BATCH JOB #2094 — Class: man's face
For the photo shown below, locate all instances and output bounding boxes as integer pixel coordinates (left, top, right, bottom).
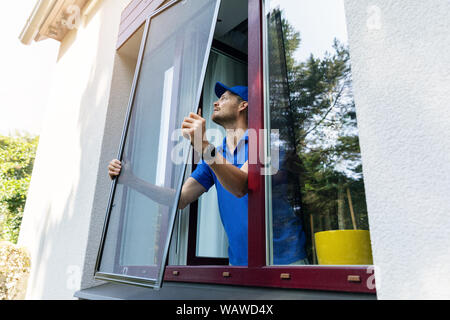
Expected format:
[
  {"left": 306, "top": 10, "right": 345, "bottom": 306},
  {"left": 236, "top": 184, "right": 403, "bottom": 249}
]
[{"left": 211, "top": 90, "right": 243, "bottom": 126}]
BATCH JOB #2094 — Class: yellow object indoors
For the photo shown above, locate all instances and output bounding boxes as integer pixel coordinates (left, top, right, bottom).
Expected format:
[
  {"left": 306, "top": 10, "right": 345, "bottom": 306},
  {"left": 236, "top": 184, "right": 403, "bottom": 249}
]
[{"left": 314, "top": 230, "right": 373, "bottom": 265}]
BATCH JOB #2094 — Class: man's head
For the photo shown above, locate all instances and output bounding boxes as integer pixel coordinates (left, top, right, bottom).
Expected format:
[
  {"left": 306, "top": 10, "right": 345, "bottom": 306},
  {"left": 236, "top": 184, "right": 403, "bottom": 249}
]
[{"left": 211, "top": 82, "right": 248, "bottom": 127}]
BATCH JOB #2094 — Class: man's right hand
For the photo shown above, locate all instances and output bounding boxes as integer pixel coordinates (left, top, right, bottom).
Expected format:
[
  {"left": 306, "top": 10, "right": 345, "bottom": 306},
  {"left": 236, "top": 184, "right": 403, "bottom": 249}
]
[{"left": 108, "top": 159, "right": 121, "bottom": 179}]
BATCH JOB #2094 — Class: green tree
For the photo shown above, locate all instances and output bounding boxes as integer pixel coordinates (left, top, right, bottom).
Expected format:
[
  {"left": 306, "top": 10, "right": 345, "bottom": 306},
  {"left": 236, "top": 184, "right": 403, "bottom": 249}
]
[
  {"left": 0, "top": 134, "right": 39, "bottom": 244},
  {"left": 295, "top": 41, "right": 366, "bottom": 231}
]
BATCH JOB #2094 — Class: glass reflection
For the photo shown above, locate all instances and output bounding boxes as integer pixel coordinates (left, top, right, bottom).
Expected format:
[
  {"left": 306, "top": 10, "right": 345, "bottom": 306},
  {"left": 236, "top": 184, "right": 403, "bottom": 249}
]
[{"left": 266, "top": 0, "right": 372, "bottom": 265}]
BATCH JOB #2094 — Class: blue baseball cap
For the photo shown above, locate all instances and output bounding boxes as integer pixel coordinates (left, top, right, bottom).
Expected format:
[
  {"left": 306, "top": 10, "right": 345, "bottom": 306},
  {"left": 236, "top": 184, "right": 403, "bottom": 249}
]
[{"left": 215, "top": 82, "right": 248, "bottom": 102}]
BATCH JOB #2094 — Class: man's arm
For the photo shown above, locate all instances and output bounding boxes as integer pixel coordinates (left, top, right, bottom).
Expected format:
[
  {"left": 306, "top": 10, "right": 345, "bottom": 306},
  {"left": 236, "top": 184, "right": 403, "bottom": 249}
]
[
  {"left": 178, "top": 177, "right": 207, "bottom": 209},
  {"left": 208, "top": 155, "right": 248, "bottom": 198},
  {"left": 108, "top": 159, "right": 206, "bottom": 210}
]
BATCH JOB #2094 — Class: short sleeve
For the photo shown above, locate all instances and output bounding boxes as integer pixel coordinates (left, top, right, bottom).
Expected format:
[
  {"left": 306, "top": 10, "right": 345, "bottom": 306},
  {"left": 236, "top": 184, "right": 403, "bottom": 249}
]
[{"left": 190, "top": 160, "right": 215, "bottom": 191}]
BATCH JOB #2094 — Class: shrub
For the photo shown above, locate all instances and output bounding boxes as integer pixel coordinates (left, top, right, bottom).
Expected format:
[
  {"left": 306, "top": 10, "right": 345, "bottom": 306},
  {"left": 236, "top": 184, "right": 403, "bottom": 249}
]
[
  {"left": 0, "top": 134, "right": 39, "bottom": 243},
  {"left": 0, "top": 241, "right": 31, "bottom": 300}
]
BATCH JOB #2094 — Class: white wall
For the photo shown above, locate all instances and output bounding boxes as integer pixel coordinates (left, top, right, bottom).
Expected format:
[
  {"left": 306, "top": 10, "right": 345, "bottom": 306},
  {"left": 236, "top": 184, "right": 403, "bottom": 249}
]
[
  {"left": 18, "top": 0, "right": 132, "bottom": 299},
  {"left": 344, "top": 0, "right": 450, "bottom": 299}
]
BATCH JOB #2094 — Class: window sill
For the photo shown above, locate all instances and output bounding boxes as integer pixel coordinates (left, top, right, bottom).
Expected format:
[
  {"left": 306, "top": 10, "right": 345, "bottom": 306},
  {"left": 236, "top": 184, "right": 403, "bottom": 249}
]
[{"left": 74, "top": 281, "right": 376, "bottom": 300}]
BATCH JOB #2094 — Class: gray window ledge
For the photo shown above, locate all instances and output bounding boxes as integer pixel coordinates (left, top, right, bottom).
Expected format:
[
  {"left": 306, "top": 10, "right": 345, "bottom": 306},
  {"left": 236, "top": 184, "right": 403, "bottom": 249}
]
[{"left": 74, "top": 282, "right": 376, "bottom": 300}]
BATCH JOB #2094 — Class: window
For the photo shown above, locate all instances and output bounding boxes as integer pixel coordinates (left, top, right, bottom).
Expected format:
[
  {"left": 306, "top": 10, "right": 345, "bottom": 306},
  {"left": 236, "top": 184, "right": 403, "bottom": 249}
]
[
  {"left": 192, "top": 44, "right": 248, "bottom": 264},
  {"left": 96, "top": 0, "right": 375, "bottom": 294},
  {"left": 94, "top": 0, "right": 222, "bottom": 289},
  {"left": 264, "top": 0, "right": 373, "bottom": 267},
  {"left": 164, "top": 0, "right": 375, "bottom": 293},
  {"left": 168, "top": 41, "right": 248, "bottom": 266}
]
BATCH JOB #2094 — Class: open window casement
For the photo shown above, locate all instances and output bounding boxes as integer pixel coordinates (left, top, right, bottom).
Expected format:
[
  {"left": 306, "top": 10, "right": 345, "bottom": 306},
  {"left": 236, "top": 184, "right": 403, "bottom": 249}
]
[{"left": 94, "top": 0, "right": 222, "bottom": 289}]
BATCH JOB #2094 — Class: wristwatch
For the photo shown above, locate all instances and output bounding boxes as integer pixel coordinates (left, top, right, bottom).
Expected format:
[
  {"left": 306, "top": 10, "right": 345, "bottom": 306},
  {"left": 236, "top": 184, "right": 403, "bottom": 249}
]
[{"left": 202, "top": 143, "right": 216, "bottom": 163}]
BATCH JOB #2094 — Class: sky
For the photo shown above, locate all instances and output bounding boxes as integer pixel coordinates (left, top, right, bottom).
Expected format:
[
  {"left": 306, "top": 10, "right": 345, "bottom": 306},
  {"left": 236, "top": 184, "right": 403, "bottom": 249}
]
[
  {"left": 269, "top": 0, "right": 349, "bottom": 62},
  {"left": 0, "top": 2, "right": 59, "bottom": 136}
]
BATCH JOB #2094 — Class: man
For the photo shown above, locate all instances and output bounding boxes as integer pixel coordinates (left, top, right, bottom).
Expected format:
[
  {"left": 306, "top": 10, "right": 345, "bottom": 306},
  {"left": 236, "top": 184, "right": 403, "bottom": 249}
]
[{"left": 108, "top": 82, "right": 306, "bottom": 266}]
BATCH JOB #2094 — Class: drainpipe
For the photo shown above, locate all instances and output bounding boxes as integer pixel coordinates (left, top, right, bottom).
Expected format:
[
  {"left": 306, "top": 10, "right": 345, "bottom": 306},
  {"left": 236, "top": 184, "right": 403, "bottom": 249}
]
[{"left": 19, "top": 0, "right": 57, "bottom": 45}]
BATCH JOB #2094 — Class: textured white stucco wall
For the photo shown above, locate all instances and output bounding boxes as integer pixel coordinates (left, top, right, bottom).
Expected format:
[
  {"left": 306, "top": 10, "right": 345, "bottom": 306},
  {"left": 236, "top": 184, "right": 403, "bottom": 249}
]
[
  {"left": 344, "top": 0, "right": 450, "bottom": 299},
  {"left": 18, "top": 0, "right": 131, "bottom": 299}
]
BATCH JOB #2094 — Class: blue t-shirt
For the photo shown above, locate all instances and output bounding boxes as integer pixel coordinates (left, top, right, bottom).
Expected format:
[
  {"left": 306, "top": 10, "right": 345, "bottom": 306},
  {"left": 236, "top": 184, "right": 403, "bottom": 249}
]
[{"left": 191, "top": 130, "right": 306, "bottom": 265}]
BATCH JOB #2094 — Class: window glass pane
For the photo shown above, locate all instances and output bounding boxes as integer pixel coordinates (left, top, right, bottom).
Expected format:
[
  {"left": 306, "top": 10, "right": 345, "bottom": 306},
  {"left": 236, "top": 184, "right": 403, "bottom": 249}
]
[
  {"left": 265, "top": 0, "right": 373, "bottom": 266},
  {"left": 96, "top": 0, "right": 220, "bottom": 287}
]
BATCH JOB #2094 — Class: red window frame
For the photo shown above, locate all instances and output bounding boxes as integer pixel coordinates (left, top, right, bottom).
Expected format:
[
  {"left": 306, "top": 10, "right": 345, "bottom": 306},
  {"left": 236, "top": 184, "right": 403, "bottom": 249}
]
[{"left": 163, "top": 0, "right": 376, "bottom": 294}]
